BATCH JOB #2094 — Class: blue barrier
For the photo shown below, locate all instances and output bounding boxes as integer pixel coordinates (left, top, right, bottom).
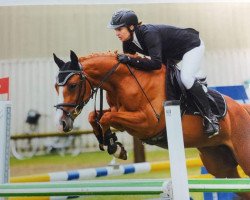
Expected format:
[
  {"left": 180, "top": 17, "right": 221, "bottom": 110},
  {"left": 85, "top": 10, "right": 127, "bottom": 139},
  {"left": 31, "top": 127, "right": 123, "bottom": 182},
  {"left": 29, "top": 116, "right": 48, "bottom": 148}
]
[{"left": 210, "top": 85, "right": 249, "bottom": 103}]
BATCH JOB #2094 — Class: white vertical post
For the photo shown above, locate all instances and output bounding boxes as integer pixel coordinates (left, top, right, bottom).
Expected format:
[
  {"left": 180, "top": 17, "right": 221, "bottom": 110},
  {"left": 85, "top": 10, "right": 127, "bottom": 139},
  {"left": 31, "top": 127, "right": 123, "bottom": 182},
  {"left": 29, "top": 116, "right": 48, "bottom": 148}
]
[
  {"left": 0, "top": 101, "right": 11, "bottom": 200},
  {"left": 164, "top": 100, "right": 189, "bottom": 200}
]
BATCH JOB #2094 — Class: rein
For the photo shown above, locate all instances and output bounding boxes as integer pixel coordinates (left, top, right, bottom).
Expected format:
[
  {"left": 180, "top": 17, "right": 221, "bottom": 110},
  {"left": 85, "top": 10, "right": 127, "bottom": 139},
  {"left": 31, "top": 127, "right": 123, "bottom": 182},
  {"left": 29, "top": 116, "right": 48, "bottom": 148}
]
[{"left": 126, "top": 64, "right": 160, "bottom": 122}]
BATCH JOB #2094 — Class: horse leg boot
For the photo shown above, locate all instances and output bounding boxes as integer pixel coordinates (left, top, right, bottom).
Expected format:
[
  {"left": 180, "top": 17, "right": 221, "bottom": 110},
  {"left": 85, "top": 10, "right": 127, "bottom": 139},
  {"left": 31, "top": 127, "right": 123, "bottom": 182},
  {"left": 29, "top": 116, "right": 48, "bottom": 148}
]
[
  {"left": 88, "top": 110, "right": 110, "bottom": 151},
  {"left": 188, "top": 81, "right": 219, "bottom": 138},
  {"left": 89, "top": 111, "right": 127, "bottom": 159},
  {"left": 98, "top": 110, "right": 149, "bottom": 160},
  {"left": 103, "top": 129, "right": 127, "bottom": 160}
]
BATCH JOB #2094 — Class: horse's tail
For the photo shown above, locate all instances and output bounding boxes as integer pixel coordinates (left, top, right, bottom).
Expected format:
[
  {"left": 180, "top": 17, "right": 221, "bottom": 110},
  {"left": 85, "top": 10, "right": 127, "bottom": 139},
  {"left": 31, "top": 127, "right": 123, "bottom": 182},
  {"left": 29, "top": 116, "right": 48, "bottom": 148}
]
[{"left": 242, "top": 104, "right": 250, "bottom": 115}]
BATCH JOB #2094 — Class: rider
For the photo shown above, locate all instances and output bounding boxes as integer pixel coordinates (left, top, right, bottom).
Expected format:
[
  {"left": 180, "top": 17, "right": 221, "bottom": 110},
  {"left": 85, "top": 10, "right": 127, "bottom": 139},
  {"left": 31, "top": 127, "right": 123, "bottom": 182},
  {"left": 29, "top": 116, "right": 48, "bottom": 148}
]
[{"left": 108, "top": 9, "right": 219, "bottom": 138}]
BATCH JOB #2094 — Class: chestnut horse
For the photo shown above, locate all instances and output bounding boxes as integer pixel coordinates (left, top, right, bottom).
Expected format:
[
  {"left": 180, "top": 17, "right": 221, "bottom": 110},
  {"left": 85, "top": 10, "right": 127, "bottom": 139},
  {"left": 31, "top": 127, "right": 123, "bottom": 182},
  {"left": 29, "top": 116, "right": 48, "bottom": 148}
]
[{"left": 54, "top": 51, "right": 250, "bottom": 199}]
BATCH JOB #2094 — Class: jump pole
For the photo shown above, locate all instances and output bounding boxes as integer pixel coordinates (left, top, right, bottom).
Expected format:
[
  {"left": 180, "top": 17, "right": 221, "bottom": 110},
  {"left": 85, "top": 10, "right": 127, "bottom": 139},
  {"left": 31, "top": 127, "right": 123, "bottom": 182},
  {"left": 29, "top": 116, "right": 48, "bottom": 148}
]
[
  {"left": 164, "top": 100, "right": 189, "bottom": 199},
  {"left": 0, "top": 101, "right": 11, "bottom": 200}
]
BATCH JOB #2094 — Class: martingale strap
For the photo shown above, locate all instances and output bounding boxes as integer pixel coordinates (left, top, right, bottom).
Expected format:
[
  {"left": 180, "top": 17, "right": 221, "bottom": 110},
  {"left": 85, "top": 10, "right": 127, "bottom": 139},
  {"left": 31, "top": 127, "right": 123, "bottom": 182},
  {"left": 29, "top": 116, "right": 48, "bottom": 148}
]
[
  {"left": 93, "top": 88, "right": 104, "bottom": 122},
  {"left": 91, "top": 62, "right": 121, "bottom": 147},
  {"left": 93, "top": 88, "right": 105, "bottom": 146},
  {"left": 93, "top": 62, "right": 121, "bottom": 116},
  {"left": 99, "top": 88, "right": 104, "bottom": 117},
  {"left": 93, "top": 63, "right": 121, "bottom": 145}
]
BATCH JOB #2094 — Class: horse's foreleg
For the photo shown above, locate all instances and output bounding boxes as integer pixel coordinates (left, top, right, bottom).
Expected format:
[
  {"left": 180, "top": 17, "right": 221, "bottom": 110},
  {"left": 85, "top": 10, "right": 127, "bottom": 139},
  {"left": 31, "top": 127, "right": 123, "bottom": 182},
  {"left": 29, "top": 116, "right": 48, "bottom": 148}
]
[
  {"left": 99, "top": 111, "right": 147, "bottom": 160},
  {"left": 99, "top": 110, "right": 148, "bottom": 130},
  {"left": 88, "top": 109, "right": 110, "bottom": 151}
]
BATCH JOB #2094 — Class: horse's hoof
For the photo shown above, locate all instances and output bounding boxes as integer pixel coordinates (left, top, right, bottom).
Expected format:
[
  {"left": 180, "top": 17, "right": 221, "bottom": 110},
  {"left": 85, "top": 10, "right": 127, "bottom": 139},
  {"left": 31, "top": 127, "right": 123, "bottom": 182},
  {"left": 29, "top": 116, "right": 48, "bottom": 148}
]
[
  {"left": 113, "top": 142, "right": 128, "bottom": 160},
  {"left": 116, "top": 142, "right": 127, "bottom": 160},
  {"left": 99, "top": 144, "right": 105, "bottom": 151},
  {"left": 118, "top": 149, "right": 127, "bottom": 160}
]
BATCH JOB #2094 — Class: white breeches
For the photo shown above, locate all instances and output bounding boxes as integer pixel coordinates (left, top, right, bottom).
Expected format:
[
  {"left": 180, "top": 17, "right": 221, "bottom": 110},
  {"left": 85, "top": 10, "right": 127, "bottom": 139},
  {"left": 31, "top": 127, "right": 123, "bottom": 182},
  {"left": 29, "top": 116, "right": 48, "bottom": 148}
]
[{"left": 179, "top": 39, "right": 206, "bottom": 89}]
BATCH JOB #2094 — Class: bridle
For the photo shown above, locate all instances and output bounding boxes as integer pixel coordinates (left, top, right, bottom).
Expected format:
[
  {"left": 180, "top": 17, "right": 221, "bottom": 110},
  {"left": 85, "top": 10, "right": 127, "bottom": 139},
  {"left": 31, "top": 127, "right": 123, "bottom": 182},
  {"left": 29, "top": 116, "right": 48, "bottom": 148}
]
[
  {"left": 55, "top": 69, "right": 94, "bottom": 120},
  {"left": 54, "top": 62, "right": 121, "bottom": 120}
]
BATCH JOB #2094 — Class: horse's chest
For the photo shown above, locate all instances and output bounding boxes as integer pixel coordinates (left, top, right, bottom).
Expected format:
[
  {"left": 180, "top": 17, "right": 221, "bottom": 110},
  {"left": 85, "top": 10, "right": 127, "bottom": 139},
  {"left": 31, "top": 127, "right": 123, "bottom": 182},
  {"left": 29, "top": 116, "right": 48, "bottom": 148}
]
[{"left": 107, "top": 92, "right": 141, "bottom": 112}]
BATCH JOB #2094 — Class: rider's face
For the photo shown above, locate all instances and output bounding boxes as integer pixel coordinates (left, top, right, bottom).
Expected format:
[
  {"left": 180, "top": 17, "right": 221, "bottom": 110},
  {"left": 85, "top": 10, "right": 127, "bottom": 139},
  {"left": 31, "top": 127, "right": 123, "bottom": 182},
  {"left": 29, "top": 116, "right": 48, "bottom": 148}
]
[{"left": 115, "top": 27, "right": 131, "bottom": 42}]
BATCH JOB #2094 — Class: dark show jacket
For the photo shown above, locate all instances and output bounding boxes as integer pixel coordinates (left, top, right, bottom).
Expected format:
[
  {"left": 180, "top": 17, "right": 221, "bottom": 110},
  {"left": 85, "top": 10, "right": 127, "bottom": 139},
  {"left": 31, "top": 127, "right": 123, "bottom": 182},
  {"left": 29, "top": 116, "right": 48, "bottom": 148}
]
[{"left": 123, "top": 24, "right": 201, "bottom": 71}]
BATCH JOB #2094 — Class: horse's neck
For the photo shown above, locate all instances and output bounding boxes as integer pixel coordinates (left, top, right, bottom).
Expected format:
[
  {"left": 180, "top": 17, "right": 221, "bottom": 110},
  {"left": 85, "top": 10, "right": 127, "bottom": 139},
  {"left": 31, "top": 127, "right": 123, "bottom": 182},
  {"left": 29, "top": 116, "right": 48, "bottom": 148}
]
[
  {"left": 82, "top": 57, "right": 122, "bottom": 91},
  {"left": 82, "top": 56, "right": 166, "bottom": 98}
]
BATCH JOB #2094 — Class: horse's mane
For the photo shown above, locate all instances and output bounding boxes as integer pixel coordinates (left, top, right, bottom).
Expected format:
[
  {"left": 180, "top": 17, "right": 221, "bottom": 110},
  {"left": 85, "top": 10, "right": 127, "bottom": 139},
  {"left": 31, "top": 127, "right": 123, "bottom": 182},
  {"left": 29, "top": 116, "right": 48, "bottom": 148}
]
[
  {"left": 79, "top": 51, "right": 118, "bottom": 62},
  {"left": 79, "top": 51, "right": 141, "bottom": 62}
]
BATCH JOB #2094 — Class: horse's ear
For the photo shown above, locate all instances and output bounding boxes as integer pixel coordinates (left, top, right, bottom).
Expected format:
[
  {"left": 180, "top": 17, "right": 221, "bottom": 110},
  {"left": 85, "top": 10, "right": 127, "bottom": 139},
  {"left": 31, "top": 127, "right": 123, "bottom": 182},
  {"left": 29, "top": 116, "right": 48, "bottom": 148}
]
[
  {"left": 53, "top": 53, "right": 65, "bottom": 69},
  {"left": 70, "top": 50, "right": 80, "bottom": 70}
]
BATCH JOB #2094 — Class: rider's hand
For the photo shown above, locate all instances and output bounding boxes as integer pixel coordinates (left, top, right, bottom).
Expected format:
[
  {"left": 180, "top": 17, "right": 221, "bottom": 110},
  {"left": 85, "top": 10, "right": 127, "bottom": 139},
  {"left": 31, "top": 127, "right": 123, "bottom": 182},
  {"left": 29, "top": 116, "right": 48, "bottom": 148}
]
[{"left": 117, "top": 54, "right": 131, "bottom": 64}]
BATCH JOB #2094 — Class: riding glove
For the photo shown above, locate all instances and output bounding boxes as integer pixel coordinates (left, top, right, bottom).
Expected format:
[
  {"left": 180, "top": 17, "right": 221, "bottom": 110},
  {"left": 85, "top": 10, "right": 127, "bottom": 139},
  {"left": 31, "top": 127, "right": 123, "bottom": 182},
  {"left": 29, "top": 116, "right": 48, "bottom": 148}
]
[
  {"left": 117, "top": 54, "right": 161, "bottom": 71},
  {"left": 117, "top": 54, "right": 131, "bottom": 64}
]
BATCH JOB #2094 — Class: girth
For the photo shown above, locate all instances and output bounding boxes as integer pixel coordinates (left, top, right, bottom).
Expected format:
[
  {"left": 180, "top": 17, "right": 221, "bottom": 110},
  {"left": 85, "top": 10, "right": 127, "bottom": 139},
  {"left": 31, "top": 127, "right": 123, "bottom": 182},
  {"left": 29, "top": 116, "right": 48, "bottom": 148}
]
[{"left": 141, "top": 129, "right": 168, "bottom": 149}]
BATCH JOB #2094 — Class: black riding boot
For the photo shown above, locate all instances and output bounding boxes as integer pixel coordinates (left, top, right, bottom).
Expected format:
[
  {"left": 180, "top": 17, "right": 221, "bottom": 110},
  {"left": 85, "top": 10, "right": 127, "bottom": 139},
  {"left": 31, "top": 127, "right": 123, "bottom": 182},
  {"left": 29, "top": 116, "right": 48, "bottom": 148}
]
[{"left": 188, "top": 81, "right": 219, "bottom": 138}]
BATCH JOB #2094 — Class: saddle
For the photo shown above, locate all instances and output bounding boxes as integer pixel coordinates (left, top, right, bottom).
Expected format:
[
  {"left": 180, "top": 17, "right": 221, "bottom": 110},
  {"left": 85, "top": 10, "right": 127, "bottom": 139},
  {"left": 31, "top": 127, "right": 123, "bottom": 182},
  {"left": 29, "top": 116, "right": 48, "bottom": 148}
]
[
  {"left": 141, "top": 63, "right": 227, "bottom": 148},
  {"left": 166, "top": 62, "right": 227, "bottom": 119}
]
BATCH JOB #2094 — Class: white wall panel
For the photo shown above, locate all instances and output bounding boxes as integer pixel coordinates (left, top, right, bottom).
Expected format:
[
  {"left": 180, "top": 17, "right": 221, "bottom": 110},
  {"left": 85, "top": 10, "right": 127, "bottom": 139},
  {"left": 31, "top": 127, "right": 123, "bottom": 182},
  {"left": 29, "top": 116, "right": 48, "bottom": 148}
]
[
  {"left": 1, "top": 3, "right": 250, "bottom": 59},
  {"left": 205, "top": 49, "right": 250, "bottom": 86}
]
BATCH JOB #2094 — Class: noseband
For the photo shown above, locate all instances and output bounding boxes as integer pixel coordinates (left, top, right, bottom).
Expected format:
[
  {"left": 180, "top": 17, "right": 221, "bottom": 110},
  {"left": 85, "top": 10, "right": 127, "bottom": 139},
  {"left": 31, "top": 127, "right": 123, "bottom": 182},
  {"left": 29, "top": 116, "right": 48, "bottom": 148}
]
[{"left": 55, "top": 62, "right": 121, "bottom": 120}]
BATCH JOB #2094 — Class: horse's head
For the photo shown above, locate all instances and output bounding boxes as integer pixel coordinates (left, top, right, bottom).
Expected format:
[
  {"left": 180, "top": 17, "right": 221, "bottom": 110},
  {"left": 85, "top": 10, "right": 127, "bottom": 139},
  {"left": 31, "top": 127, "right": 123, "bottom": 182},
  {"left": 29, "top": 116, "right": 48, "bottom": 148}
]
[{"left": 54, "top": 50, "right": 93, "bottom": 132}]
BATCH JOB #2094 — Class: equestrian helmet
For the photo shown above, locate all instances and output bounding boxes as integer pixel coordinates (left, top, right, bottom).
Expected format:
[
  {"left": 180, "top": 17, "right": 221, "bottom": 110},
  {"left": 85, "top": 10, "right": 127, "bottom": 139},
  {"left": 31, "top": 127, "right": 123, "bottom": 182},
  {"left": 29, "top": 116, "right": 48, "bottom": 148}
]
[{"left": 108, "top": 9, "right": 138, "bottom": 29}]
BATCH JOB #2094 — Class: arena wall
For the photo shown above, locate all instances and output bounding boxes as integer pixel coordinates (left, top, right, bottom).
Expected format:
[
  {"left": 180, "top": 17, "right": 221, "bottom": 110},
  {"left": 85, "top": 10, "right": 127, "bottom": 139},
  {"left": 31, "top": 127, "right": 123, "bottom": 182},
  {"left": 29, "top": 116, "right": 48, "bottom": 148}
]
[{"left": 0, "top": 3, "right": 249, "bottom": 133}]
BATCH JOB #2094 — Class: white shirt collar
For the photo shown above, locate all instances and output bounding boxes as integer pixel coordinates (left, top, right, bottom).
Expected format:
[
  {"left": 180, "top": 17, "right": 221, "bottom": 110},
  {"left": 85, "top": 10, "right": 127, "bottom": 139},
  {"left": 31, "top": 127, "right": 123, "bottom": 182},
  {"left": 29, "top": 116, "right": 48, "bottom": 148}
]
[{"left": 132, "top": 32, "right": 143, "bottom": 50}]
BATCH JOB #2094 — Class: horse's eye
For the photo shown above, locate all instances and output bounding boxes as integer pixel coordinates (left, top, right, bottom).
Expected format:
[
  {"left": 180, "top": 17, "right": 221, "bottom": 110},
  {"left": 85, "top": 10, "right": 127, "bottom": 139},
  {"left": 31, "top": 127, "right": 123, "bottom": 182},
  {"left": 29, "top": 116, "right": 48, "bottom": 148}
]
[{"left": 68, "top": 84, "right": 77, "bottom": 91}]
